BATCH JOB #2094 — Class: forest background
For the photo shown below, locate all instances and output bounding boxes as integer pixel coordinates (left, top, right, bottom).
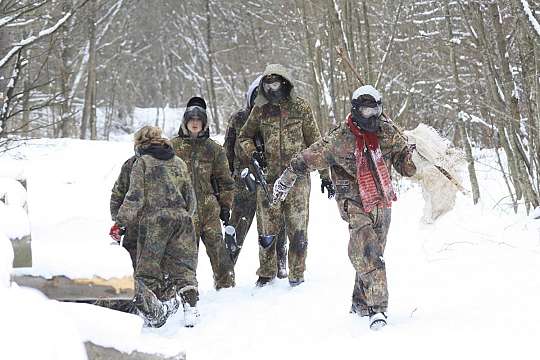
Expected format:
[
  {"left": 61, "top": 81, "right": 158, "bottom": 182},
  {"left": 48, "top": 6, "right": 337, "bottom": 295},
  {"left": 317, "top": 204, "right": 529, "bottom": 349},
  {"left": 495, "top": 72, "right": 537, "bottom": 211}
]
[{"left": 1, "top": 0, "right": 539, "bottom": 211}]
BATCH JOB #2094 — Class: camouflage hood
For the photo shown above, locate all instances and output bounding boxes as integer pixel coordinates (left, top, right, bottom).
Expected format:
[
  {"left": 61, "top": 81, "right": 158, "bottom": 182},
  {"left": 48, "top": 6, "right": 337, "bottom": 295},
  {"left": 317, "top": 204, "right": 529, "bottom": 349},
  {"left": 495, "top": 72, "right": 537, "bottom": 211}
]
[{"left": 255, "top": 64, "right": 296, "bottom": 106}]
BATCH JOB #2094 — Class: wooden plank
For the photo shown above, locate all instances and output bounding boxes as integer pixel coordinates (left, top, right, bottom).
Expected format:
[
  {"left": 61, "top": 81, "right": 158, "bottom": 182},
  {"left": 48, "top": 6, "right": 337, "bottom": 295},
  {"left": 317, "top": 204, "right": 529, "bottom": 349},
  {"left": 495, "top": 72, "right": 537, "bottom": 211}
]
[
  {"left": 11, "top": 234, "right": 32, "bottom": 267},
  {"left": 84, "top": 342, "right": 186, "bottom": 360},
  {"left": 12, "top": 274, "right": 134, "bottom": 301}
]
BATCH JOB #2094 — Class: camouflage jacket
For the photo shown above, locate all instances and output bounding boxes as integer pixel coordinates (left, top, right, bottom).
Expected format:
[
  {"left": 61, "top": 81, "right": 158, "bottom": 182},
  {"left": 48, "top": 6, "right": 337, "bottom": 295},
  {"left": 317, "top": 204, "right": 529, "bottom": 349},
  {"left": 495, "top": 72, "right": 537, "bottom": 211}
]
[
  {"left": 171, "top": 136, "right": 235, "bottom": 211},
  {"left": 238, "top": 64, "right": 329, "bottom": 184},
  {"left": 223, "top": 109, "right": 250, "bottom": 177},
  {"left": 289, "top": 117, "right": 416, "bottom": 207},
  {"left": 110, "top": 155, "right": 137, "bottom": 223},
  {"left": 116, "top": 149, "right": 196, "bottom": 226}
]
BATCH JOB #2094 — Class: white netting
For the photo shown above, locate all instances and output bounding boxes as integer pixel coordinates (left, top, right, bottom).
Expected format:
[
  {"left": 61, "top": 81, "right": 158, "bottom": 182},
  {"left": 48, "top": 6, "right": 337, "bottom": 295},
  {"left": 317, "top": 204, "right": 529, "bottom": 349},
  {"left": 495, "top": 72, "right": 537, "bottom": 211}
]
[{"left": 405, "top": 124, "right": 466, "bottom": 223}]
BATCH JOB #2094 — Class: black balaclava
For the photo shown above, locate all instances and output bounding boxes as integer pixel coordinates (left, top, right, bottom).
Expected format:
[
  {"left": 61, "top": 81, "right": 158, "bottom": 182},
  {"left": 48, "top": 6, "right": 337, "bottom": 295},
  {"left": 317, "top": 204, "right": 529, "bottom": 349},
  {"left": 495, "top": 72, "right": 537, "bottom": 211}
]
[
  {"left": 351, "top": 85, "right": 383, "bottom": 133},
  {"left": 261, "top": 74, "right": 291, "bottom": 104}
]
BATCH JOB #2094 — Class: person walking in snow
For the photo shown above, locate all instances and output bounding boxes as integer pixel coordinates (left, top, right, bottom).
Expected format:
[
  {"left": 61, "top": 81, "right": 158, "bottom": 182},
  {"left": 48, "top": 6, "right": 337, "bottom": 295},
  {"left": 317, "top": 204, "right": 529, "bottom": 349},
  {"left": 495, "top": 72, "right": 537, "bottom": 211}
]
[
  {"left": 237, "top": 64, "right": 334, "bottom": 287},
  {"left": 272, "top": 85, "right": 416, "bottom": 329},
  {"left": 223, "top": 75, "right": 288, "bottom": 275},
  {"left": 171, "top": 97, "right": 236, "bottom": 290},
  {"left": 116, "top": 126, "right": 199, "bottom": 328}
]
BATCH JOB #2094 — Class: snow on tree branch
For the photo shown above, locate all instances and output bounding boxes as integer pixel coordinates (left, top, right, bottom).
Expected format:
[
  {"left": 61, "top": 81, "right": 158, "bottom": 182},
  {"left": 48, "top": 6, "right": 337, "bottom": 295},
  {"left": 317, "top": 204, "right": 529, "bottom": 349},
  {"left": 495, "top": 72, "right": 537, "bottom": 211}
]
[
  {"left": 0, "top": 11, "right": 73, "bottom": 69},
  {"left": 520, "top": 0, "right": 540, "bottom": 38}
]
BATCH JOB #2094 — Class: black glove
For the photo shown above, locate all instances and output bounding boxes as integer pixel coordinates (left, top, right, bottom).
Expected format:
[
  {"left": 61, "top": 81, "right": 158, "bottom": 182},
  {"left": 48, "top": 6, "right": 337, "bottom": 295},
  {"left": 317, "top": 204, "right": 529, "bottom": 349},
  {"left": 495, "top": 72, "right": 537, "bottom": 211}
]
[
  {"left": 220, "top": 207, "right": 231, "bottom": 225},
  {"left": 321, "top": 178, "right": 336, "bottom": 199},
  {"left": 252, "top": 151, "right": 267, "bottom": 169}
]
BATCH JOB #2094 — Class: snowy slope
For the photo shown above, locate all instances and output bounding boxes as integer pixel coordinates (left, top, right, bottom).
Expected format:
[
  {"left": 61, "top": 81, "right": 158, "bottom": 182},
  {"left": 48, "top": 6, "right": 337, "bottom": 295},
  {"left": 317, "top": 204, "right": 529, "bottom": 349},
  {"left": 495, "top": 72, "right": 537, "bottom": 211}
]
[{"left": 1, "top": 139, "right": 539, "bottom": 359}]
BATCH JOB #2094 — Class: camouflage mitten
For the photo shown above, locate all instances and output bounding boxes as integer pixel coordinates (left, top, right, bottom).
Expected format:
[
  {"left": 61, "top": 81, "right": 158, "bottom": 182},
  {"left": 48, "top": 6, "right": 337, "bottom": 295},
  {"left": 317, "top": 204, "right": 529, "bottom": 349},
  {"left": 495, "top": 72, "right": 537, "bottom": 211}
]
[{"left": 272, "top": 166, "right": 297, "bottom": 203}]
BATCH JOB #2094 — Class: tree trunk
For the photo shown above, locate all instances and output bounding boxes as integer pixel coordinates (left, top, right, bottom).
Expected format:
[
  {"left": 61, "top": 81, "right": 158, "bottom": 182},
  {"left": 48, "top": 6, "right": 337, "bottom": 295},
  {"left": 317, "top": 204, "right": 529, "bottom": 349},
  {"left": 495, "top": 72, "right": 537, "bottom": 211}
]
[
  {"left": 81, "top": 0, "right": 98, "bottom": 140},
  {"left": 491, "top": 2, "right": 539, "bottom": 210},
  {"left": 205, "top": 0, "right": 220, "bottom": 133},
  {"left": 444, "top": 0, "right": 481, "bottom": 204},
  {"left": 60, "top": 0, "right": 75, "bottom": 138},
  {"left": 362, "top": 0, "right": 373, "bottom": 84}
]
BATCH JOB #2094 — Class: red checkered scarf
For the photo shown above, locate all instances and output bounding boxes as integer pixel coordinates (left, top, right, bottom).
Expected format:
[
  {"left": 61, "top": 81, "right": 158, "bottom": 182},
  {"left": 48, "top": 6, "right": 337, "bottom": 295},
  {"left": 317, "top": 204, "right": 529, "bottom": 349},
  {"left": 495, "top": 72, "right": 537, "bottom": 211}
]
[{"left": 346, "top": 114, "right": 397, "bottom": 212}]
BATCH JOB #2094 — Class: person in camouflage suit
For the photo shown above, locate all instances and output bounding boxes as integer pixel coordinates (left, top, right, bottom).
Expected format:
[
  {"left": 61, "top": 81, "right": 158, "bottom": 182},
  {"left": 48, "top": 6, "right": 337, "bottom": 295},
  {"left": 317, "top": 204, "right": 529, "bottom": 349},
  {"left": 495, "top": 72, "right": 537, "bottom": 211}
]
[
  {"left": 238, "top": 64, "right": 334, "bottom": 287},
  {"left": 171, "top": 97, "right": 236, "bottom": 290},
  {"left": 273, "top": 85, "right": 416, "bottom": 330},
  {"left": 116, "top": 126, "right": 199, "bottom": 328},
  {"left": 223, "top": 75, "right": 288, "bottom": 277}
]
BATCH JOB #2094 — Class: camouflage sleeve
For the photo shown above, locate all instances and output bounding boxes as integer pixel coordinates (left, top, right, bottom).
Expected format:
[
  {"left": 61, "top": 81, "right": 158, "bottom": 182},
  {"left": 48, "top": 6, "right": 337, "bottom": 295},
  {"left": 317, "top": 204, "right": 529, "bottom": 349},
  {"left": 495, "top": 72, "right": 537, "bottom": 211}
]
[
  {"left": 290, "top": 134, "right": 337, "bottom": 176},
  {"left": 301, "top": 101, "right": 331, "bottom": 180},
  {"left": 116, "top": 158, "right": 146, "bottom": 226},
  {"left": 237, "top": 106, "right": 260, "bottom": 163},
  {"left": 213, "top": 145, "right": 235, "bottom": 209},
  {"left": 110, "top": 157, "right": 134, "bottom": 222},
  {"left": 223, "top": 114, "right": 237, "bottom": 174},
  {"left": 385, "top": 121, "right": 417, "bottom": 177}
]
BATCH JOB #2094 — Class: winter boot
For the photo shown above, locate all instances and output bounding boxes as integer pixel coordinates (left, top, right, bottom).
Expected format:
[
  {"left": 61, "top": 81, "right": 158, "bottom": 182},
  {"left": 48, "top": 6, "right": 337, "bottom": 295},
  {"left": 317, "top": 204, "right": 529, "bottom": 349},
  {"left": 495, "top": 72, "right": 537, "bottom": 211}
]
[
  {"left": 255, "top": 276, "right": 273, "bottom": 287},
  {"left": 183, "top": 303, "right": 200, "bottom": 328},
  {"left": 369, "top": 312, "right": 387, "bottom": 330},
  {"left": 136, "top": 301, "right": 168, "bottom": 328},
  {"left": 162, "top": 296, "right": 180, "bottom": 318},
  {"left": 178, "top": 286, "right": 199, "bottom": 328},
  {"left": 133, "top": 281, "right": 168, "bottom": 328},
  {"left": 288, "top": 278, "right": 304, "bottom": 287}
]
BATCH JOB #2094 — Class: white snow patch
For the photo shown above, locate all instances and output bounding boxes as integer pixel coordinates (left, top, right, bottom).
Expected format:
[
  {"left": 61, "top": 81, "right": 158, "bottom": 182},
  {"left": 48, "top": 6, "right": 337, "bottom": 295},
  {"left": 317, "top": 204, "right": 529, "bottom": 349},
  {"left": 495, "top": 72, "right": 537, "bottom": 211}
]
[
  {"left": 0, "top": 202, "right": 29, "bottom": 239},
  {"left": 1, "top": 137, "right": 539, "bottom": 359},
  {"left": 0, "top": 232, "right": 13, "bottom": 287},
  {"left": 0, "top": 286, "right": 87, "bottom": 360},
  {"left": 0, "top": 177, "right": 27, "bottom": 208}
]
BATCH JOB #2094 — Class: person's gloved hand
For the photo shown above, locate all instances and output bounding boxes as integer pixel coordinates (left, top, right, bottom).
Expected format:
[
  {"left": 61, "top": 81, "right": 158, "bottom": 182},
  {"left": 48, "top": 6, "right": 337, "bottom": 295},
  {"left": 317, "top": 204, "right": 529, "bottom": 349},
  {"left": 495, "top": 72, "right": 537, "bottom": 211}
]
[
  {"left": 272, "top": 167, "right": 298, "bottom": 204},
  {"left": 220, "top": 207, "right": 231, "bottom": 224},
  {"left": 251, "top": 151, "right": 267, "bottom": 169},
  {"left": 320, "top": 178, "right": 336, "bottom": 199},
  {"left": 109, "top": 223, "right": 126, "bottom": 242}
]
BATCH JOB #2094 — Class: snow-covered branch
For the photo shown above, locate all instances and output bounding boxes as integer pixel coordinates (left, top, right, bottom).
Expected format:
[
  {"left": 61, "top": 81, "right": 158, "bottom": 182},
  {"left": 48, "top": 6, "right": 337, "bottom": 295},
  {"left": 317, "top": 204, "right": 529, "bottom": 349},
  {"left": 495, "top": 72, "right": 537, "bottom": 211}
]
[{"left": 0, "top": 11, "right": 73, "bottom": 69}]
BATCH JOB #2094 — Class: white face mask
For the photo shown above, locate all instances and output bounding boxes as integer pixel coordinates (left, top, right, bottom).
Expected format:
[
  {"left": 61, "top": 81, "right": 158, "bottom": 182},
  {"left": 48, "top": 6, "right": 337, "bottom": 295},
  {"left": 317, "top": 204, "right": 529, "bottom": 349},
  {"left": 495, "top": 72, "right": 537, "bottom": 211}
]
[{"left": 263, "top": 81, "right": 281, "bottom": 92}]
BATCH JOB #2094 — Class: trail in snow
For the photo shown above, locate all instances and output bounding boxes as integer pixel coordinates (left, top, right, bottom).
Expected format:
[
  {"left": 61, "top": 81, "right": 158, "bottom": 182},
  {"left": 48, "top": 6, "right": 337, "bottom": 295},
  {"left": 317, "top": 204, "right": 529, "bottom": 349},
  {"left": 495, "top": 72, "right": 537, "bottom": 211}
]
[{"left": 1, "top": 139, "right": 540, "bottom": 360}]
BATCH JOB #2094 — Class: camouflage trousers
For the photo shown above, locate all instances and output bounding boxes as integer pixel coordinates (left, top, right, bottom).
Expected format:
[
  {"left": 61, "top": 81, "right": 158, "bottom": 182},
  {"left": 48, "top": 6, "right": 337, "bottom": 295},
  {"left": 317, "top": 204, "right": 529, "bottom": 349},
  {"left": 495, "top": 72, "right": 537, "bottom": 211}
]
[
  {"left": 343, "top": 200, "right": 392, "bottom": 316},
  {"left": 256, "top": 177, "right": 310, "bottom": 282},
  {"left": 229, "top": 178, "right": 287, "bottom": 266},
  {"left": 194, "top": 198, "right": 235, "bottom": 289},
  {"left": 135, "top": 211, "right": 198, "bottom": 302},
  {"left": 96, "top": 212, "right": 198, "bottom": 316}
]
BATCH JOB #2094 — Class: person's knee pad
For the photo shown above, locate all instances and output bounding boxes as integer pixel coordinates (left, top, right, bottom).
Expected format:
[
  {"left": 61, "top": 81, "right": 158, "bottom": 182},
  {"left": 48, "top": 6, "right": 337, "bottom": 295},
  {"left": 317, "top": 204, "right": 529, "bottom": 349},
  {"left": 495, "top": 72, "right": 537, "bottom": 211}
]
[{"left": 258, "top": 235, "right": 275, "bottom": 249}]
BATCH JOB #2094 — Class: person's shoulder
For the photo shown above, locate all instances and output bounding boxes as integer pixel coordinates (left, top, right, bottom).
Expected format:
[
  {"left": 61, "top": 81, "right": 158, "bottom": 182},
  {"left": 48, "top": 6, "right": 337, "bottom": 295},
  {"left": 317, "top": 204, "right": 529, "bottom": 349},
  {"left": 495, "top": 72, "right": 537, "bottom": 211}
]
[
  {"left": 207, "top": 138, "right": 226, "bottom": 152},
  {"left": 122, "top": 155, "right": 138, "bottom": 168},
  {"left": 291, "top": 96, "right": 312, "bottom": 112}
]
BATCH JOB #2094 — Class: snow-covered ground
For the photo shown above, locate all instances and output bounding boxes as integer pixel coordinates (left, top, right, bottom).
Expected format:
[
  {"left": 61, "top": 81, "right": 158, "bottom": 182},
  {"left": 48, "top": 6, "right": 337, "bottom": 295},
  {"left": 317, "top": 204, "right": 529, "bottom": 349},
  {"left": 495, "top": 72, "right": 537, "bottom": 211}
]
[{"left": 1, "top": 137, "right": 539, "bottom": 359}]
